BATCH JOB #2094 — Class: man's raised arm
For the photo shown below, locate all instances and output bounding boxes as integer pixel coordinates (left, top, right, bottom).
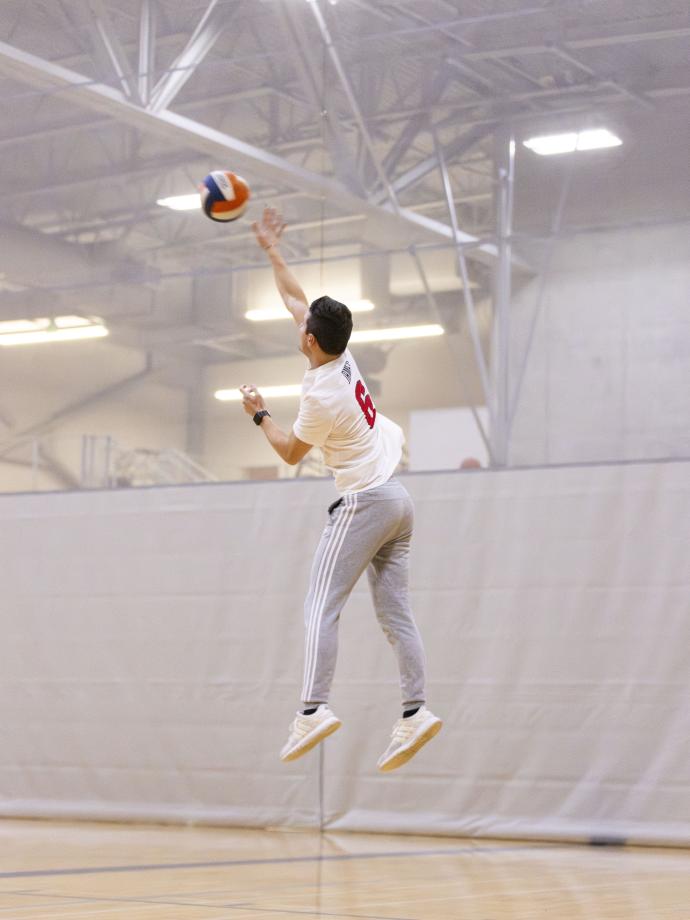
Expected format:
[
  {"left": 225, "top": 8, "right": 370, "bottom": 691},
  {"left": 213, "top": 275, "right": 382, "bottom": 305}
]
[{"left": 252, "top": 206, "right": 308, "bottom": 326}]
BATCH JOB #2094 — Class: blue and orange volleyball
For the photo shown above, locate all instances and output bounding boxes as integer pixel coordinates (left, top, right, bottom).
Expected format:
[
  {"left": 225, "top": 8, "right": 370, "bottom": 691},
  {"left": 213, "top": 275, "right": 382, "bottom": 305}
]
[{"left": 199, "top": 170, "right": 251, "bottom": 222}]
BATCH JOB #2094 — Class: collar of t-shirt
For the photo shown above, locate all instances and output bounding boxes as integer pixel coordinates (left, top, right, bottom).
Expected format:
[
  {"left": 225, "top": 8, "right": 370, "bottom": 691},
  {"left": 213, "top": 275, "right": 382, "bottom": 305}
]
[{"left": 303, "top": 350, "right": 348, "bottom": 382}]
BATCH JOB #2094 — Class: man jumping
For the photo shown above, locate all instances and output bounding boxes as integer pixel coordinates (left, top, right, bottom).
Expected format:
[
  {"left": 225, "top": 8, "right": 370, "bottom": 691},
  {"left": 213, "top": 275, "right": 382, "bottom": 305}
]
[{"left": 240, "top": 207, "right": 441, "bottom": 772}]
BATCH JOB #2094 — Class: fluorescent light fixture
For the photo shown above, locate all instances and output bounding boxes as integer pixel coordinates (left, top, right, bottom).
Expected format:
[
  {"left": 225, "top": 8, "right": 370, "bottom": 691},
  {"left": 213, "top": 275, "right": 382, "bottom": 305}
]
[
  {"left": 215, "top": 384, "right": 303, "bottom": 402},
  {"left": 575, "top": 128, "right": 623, "bottom": 151},
  {"left": 215, "top": 323, "right": 444, "bottom": 400},
  {"left": 245, "top": 299, "right": 375, "bottom": 322},
  {"left": 157, "top": 193, "right": 201, "bottom": 211},
  {"left": 524, "top": 132, "right": 578, "bottom": 155},
  {"left": 0, "top": 318, "right": 51, "bottom": 335},
  {"left": 53, "top": 315, "right": 93, "bottom": 328},
  {"left": 245, "top": 307, "right": 290, "bottom": 322},
  {"left": 524, "top": 128, "right": 622, "bottom": 156},
  {"left": 350, "top": 323, "right": 444, "bottom": 344},
  {"left": 0, "top": 316, "right": 108, "bottom": 347}
]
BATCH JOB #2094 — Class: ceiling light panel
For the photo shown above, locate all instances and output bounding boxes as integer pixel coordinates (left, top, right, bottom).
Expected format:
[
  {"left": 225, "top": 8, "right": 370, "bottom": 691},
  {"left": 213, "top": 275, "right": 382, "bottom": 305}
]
[{"left": 524, "top": 128, "right": 622, "bottom": 156}]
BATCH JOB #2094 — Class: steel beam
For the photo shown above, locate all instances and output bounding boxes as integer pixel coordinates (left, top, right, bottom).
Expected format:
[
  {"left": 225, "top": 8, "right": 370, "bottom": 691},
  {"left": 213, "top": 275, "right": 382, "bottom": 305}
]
[
  {"left": 306, "top": 0, "right": 398, "bottom": 207},
  {"left": 508, "top": 163, "right": 574, "bottom": 437},
  {"left": 305, "top": 4, "right": 499, "bottom": 259},
  {"left": 4, "top": 77, "right": 685, "bottom": 155},
  {"left": 0, "top": 38, "right": 498, "bottom": 259},
  {"left": 86, "top": 0, "right": 139, "bottom": 102},
  {"left": 374, "top": 123, "right": 495, "bottom": 204},
  {"left": 1, "top": 152, "right": 203, "bottom": 202},
  {"left": 148, "top": 0, "right": 225, "bottom": 113},
  {"left": 138, "top": 0, "right": 157, "bottom": 106},
  {"left": 381, "top": 70, "right": 450, "bottom": 180},
  {"left": 434, "top": 131, "right": 492, "bottom": 413},
  {"left": 552, "top": 45, "right": 654, "bottom": 111},
  {"left": 489, "top": 128, "right": 516, "bottom": 467},
  {"left": 445, "top": 28, "right": 690, "bottom": 64},
  {"left": 0, "top": 86, "right": 313, "bottom": 154},
  {"left": 278, "top": 0, "right": 364, "bottom": 195},
  {"left": 445, "top": 56, "right": 495, "bottom": 95}
]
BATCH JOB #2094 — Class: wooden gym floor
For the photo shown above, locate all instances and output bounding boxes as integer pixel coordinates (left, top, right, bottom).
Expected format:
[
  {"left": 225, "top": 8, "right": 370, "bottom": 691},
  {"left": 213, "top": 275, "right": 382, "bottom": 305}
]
[{"left": 0, "top": 819, "right": 688, "bottom": 919}]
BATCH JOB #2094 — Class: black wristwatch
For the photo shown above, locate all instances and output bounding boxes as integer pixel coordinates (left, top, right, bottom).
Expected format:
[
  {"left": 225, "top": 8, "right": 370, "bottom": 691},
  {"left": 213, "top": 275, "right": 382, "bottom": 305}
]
[{"left": 253, "top": 409, "right": 270, "bottom": 426}]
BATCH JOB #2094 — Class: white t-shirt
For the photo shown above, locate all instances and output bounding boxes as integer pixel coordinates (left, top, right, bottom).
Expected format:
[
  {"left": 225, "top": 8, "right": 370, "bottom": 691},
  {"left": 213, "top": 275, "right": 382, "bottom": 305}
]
[{"left": 293, "top": 348, "right": 404, "bottom": 494}]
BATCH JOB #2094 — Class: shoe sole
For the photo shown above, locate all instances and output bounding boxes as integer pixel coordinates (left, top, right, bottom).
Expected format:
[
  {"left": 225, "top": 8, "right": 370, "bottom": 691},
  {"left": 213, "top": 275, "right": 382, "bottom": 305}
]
[
  {"left": 280, "top": 718, "right": 342, "bottom": 762},
  {"left": 377, "top": 719, "right": 443, "bottom": 772}
]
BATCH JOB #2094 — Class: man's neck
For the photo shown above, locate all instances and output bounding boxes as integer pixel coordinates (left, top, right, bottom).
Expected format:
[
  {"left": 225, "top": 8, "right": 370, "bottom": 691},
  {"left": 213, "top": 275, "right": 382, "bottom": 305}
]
[{"left": 308, "top": 351, "right": 341, "bottom": 370}]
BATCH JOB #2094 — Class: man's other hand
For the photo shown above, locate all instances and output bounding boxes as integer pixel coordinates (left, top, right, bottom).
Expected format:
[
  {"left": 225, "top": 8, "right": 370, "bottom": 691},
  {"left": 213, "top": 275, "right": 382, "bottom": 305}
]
[{"left": 240, "top": 384, "right": 266, "bottom": 416}]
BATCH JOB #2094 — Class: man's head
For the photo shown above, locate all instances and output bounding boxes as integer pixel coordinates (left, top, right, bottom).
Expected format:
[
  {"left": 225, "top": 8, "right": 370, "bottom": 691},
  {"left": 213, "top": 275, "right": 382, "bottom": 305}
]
[{"left": 300, "top": 295, "right": 353, "bottom": 361}]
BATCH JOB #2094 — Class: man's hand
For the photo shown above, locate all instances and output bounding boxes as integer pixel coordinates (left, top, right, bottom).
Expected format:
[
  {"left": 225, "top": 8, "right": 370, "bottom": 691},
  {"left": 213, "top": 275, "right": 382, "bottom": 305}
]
[
  {"left": 240, "top": 383, "right": 312, "bottom": 466},
  {"left": 240, "top": 384, "right": 266, "bottom": 417},
  {"left": 252, "top": 206, "right": 308, "bottom": 325},
  {"left": 252, "top": 206, "right": 286, "bottom": 252}
]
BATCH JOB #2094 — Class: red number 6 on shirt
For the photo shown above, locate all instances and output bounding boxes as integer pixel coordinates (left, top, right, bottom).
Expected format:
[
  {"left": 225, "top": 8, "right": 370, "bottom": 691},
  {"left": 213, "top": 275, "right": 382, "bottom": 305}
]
[{"left": 355, "top": 380, "right": 377, "bottom": 429}]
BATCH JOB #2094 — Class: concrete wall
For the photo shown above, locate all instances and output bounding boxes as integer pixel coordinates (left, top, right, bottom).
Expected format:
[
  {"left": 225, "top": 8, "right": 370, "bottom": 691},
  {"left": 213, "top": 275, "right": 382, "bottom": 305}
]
[
  {"left": 0, "top": 338, "right": 187, "bottom": 491},
  {"left": 508, "top": 222, "right": 690, "bottom": 466}
]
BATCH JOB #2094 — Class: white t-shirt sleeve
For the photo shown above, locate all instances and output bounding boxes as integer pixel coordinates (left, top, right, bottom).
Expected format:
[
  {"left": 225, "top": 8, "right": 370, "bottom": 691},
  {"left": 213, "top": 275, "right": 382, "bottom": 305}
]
[{"left": 293, "top": 394, "right": 334, "bottom": 448}]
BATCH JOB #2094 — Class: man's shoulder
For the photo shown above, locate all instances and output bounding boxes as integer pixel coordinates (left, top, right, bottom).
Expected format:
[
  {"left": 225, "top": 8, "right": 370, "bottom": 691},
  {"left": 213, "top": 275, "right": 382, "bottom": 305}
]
[{"left": 300, "top": 387, "right": 336, "bottom": 414}]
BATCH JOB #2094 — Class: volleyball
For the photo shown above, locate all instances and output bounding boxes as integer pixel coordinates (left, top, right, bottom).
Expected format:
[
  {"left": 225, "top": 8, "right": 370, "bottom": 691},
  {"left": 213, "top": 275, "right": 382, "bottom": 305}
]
[{"left": 199, "top": 170, "right": 251, "bottom": 222}]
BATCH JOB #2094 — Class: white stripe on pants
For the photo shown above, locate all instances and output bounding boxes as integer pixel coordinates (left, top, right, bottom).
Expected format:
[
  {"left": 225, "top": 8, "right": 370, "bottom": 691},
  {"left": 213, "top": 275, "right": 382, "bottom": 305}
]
[{"left": 302, "top": 493, "right": 357, "bottom": 702}]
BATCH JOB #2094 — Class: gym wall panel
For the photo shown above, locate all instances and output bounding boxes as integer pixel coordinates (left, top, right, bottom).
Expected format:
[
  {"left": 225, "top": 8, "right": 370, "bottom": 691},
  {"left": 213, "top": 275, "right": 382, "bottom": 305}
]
[
  {"left": 509, "top": 222, "right": 690, "bottom": 466},
  {"left": 1, "top": 462, "right": 688, "bottom": 844}
]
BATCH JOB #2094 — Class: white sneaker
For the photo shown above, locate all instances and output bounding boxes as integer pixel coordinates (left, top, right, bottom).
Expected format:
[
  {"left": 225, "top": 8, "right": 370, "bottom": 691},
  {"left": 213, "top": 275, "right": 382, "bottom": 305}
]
[
  {"left": 377, "top": 706, "right": 442, "bottom": 772},
  {"left": 280, "top": 705, "right": 342, "bottom": 762}
]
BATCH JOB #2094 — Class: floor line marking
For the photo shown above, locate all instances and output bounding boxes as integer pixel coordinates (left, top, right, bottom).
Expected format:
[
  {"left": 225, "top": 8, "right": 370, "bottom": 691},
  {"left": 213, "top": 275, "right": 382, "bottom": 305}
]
[
  {"left": 0, "top": 843, "right": 548, "bottom": 880},
  {"left": 4, "top": 890, "right": 418, "bottom": 920}
]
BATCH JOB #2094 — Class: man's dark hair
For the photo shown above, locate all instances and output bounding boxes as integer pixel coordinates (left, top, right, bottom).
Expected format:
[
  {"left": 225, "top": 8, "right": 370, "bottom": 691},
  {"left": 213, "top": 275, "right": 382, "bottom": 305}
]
[{"left": 307, "top": 295, "right": 353, "bottom": 355}]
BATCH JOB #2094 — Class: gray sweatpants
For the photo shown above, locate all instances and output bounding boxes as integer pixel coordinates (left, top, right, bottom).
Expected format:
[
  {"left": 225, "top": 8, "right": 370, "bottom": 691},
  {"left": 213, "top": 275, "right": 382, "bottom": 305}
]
[{"left": 301, "top": 477, "right": 426, "bottom": 709}]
